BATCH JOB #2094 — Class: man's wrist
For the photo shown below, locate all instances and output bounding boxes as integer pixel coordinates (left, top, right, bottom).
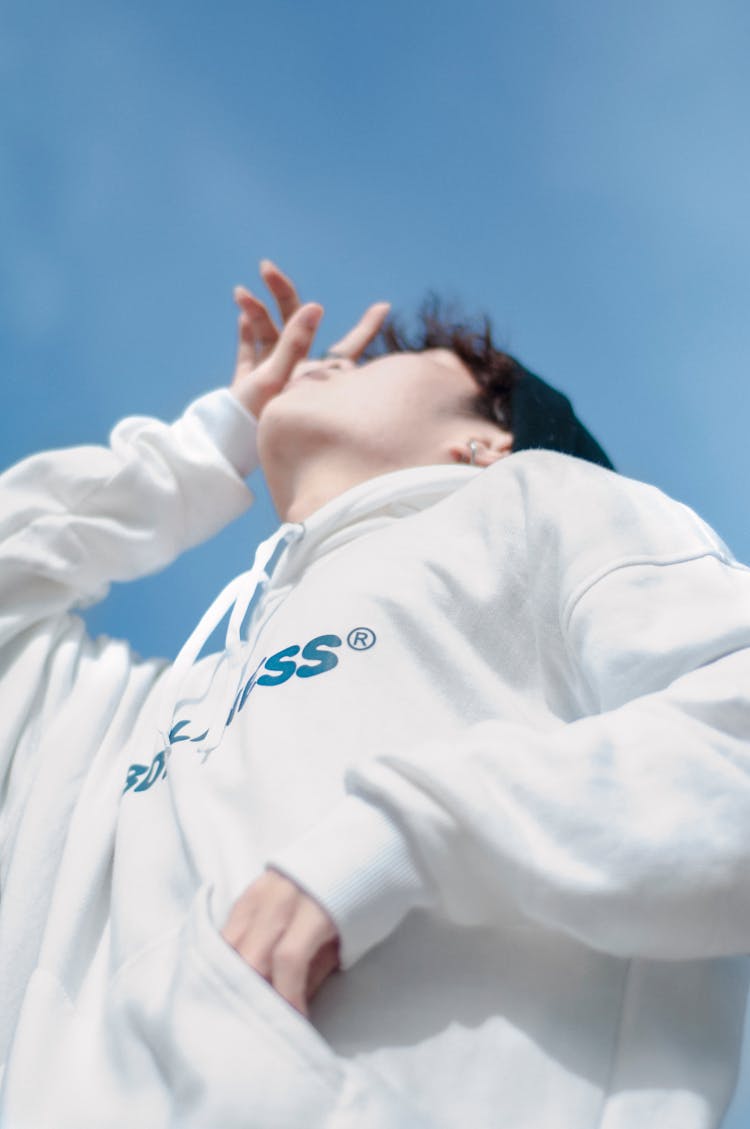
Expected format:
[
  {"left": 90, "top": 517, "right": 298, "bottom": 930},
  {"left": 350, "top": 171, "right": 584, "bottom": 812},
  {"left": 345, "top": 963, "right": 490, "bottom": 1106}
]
[
  {"left": 185, "top": 388, "right": 260, "bottom": 479},
  {"left": 227, "top": 385, "right": 260, "bottom": 423}
]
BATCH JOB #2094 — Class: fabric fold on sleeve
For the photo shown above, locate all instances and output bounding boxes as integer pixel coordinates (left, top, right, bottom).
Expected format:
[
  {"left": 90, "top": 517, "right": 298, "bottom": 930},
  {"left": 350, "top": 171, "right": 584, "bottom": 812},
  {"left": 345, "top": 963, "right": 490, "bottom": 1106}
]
[{"left": 331, "top": 552, "right": 750, "bottom": 962}]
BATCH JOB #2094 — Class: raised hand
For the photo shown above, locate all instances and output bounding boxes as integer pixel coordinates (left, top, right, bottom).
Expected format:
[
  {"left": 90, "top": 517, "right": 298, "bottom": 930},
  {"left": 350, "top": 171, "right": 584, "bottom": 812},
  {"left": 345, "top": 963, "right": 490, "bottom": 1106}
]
[
  {"left": 230, "top": 260, "right": 322, "bottom": 420},
  {"left": 229, "top": 259, "right": 390, "bottom": 420}
]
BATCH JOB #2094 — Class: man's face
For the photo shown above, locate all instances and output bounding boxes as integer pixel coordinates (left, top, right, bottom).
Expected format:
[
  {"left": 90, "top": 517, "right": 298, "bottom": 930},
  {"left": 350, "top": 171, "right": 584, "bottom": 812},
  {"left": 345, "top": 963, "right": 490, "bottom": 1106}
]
[{"left": 258, "top": 347, "right": 510, "bottom": 472}]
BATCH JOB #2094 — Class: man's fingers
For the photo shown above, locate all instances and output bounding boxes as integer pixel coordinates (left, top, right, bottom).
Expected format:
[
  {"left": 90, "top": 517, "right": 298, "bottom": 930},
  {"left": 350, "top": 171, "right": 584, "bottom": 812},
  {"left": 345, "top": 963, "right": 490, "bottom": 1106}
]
[
  {"left": 327, "top": 301, "right": 391, "bottom": 361},
  {"left": 260, "top": 259, "right": 302, "bottom": 324},
  {"left": 271, "top": 942, "right": 311, "bottom": 1016},
  {"left": 270, "top": 901, "right": 336, "bottom": 1015},
  {"left": 306, "top": 937, "right": 341, "bottom": 1001},
  {"left": 267, "top": 302, "right": 324, "bottom": 383},
  {"left": 234, "top": 287, "right": 279, "bottom": 363}
]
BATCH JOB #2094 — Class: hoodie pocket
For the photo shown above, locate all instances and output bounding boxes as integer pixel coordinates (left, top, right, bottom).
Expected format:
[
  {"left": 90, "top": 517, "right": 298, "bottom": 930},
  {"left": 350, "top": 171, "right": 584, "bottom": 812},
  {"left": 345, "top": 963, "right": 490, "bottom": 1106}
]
[
  {"left": 103, "top": 883, "right": 345, "bottom": 1128},
  {"left": 107, "top": 884, "right": 434, "bottom": 1128}
]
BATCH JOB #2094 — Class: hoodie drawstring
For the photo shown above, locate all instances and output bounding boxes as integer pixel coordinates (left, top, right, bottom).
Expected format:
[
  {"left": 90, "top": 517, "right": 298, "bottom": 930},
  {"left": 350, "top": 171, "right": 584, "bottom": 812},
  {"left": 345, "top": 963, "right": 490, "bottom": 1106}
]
[{"left": 155, "top": 522, "right": 303, "bottom": 759}]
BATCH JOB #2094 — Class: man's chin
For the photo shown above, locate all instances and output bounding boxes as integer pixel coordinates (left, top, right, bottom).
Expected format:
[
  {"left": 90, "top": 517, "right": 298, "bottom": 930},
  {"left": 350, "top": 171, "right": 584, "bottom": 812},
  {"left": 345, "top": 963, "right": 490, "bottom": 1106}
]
[{"left": 256, "top": 401, "right": 341, "bottom": 463}]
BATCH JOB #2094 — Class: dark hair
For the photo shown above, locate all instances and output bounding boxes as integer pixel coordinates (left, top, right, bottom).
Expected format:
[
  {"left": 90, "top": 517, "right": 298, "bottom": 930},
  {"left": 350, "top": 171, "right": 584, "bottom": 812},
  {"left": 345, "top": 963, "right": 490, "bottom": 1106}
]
[{"left": 360, "top": 292, "right": 522, "bottom": 434}]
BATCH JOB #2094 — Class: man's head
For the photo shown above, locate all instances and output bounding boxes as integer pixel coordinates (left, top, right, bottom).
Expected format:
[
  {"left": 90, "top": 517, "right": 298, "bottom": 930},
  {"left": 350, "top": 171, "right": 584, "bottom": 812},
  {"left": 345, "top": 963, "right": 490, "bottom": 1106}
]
[
  {"left": 257, "top": 295, "right": 520, "bottom": 520},
  {"left": 362, "top": 295, "right": 615, "bottom": 472}
]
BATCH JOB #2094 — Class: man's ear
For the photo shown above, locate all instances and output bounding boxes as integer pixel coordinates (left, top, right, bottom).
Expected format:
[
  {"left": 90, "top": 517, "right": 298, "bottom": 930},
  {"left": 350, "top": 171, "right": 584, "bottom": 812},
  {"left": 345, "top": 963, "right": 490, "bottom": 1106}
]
[{"left": 448, "top": 429, "right": 514, "bottom": 467}]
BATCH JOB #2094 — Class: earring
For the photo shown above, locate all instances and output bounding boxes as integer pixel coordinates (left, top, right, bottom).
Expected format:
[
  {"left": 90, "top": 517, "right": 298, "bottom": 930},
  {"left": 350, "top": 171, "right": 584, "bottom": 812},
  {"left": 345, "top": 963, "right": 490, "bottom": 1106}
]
[{"left": 467, "top": 440, "right": 479, "bottom": 466}]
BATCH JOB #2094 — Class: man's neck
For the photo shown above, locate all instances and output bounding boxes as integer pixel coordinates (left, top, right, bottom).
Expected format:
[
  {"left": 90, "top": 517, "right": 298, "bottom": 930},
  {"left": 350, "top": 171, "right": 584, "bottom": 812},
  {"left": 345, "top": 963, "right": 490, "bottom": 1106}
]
[{"left": 265, "top": 456, "right": 396, "bottom": 524}]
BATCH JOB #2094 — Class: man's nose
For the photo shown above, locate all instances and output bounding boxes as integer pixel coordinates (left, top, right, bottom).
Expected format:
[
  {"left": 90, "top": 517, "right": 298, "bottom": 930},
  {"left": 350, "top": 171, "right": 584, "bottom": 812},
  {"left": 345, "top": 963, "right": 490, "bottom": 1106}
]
[
  {"left": 291, "top": 358, "right": 327, "bottom": 380},
  {"left": 291, "top": 353, "right": 359, "bottom": 386},
  {"left": 323, "top": 355, "right": 356, "bottom": 372},
  {"left": 296, "top": 356, "right": 354, "bottom": 377}
]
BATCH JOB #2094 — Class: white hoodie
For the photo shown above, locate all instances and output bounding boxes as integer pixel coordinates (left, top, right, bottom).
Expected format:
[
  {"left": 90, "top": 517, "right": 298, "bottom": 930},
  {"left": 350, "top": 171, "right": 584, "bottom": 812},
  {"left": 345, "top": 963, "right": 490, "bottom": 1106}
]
[{"left": 1, "top": 387, "right": 749, "bottom": 1129}]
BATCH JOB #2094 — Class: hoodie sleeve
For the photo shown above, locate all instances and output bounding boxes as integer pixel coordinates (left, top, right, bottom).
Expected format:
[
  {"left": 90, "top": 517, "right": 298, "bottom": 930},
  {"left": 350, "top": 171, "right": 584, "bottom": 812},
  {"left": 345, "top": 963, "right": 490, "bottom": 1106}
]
[
  {"left": 267, "top": 544, "right": 750, "bottom": 971},
  {"left": 0, "top": 388, "right": 259, "bottom": 812}
]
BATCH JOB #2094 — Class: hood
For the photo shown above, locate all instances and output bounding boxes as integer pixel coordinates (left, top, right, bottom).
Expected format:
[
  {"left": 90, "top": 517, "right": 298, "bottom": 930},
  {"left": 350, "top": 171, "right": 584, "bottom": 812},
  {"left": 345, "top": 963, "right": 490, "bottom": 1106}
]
[{"left": 154, "top": 462, "right": 481, "bottom": 758}]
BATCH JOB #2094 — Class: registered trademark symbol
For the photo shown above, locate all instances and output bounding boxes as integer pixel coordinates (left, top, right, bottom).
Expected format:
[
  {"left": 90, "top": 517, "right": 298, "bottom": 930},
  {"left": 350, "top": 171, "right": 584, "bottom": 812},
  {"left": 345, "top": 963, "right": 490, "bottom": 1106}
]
[{"left": 347, "top": 627, "right": 376, "bottom": 650}]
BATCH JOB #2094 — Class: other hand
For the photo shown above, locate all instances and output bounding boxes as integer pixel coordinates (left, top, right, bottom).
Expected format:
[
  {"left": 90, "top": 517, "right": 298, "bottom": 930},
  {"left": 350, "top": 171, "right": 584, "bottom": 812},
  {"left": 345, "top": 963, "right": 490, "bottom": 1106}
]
[
  {"left": 220, "top": 867, "right": 341, "bottom": 1018},
  {"left": 230, "top": 259, "right": 391, "bottom": 420}
]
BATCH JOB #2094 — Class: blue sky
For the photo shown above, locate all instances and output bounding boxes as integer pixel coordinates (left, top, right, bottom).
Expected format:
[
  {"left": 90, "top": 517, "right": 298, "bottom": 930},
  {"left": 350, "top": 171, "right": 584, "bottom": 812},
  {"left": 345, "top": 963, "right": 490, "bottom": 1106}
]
[{"left": 2, "top": 1, "right": 750, "bottom": 1120}]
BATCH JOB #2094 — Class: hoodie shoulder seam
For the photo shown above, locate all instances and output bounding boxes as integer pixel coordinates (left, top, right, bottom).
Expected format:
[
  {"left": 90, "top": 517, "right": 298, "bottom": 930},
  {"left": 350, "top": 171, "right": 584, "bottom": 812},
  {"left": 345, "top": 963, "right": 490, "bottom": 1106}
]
[{"left": 561, "top": 548, "right": 744, "bottom": 634}]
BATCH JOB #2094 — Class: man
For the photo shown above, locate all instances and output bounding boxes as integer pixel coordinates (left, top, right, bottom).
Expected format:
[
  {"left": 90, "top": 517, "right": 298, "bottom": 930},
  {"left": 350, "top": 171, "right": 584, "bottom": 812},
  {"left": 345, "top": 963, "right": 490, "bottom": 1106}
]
[{"left": 0, "top": 260, "right": 748, "bottom": 1128}]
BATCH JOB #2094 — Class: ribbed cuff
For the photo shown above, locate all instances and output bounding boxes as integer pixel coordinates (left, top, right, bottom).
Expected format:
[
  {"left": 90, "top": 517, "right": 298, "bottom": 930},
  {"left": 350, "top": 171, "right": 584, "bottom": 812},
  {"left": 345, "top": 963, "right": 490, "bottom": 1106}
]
[
  {"left": 184, "top": 388, "right": 260, "bottom": 479},
  {"left": 265, "top": 793, "right": 433, "bottom": 970}
]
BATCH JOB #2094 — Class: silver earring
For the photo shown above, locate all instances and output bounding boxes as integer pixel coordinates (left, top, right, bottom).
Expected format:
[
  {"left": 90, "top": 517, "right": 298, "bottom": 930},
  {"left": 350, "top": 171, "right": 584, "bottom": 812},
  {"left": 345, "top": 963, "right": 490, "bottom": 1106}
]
[{"left": 468, "top": 440, "right": 479, "bottom": 466}]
